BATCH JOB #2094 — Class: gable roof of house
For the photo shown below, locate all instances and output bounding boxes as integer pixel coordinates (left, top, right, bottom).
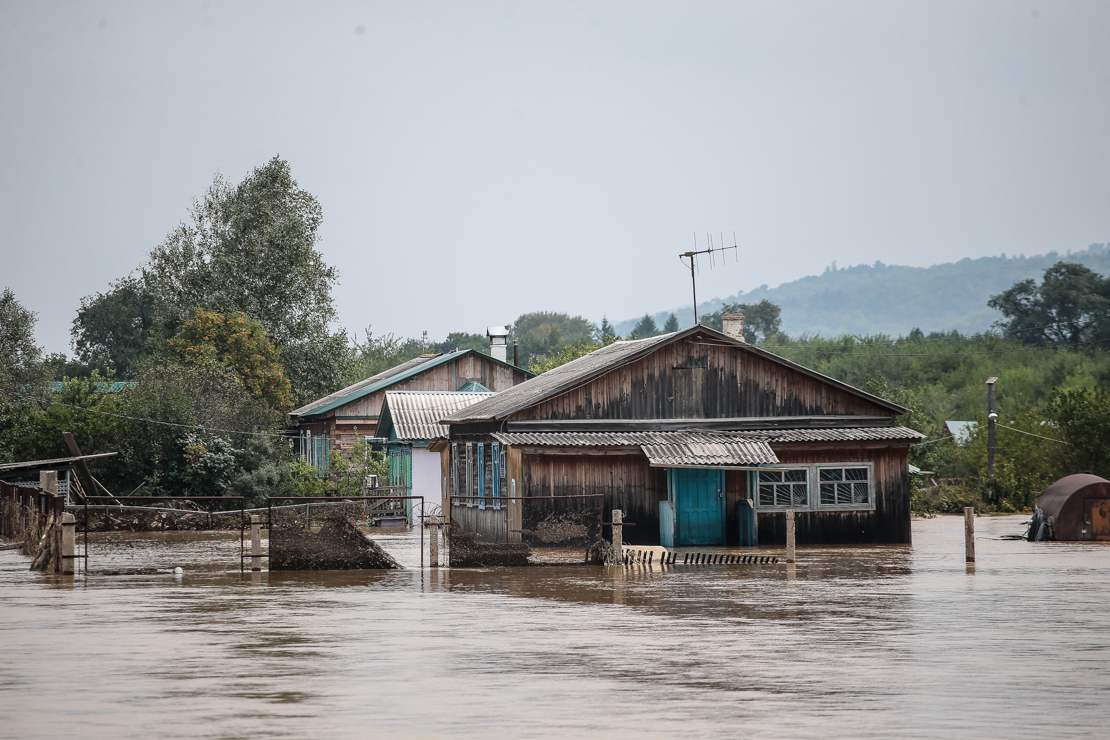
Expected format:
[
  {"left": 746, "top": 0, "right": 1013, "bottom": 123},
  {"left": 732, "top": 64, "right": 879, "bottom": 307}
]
[
  {"left": 378, "top": 391, "right": 497, "bottom": 441},
  {"left": 290, "top": 349, "right": 533, "bottom": 419},
  {"left": 442, "top": 325, "right": 908, "bottom": 424}
]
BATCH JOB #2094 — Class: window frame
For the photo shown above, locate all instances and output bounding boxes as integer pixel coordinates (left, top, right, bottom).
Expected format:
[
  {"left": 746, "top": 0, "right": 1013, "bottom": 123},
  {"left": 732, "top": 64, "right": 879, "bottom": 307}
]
[{"left": 752, "top": 462, "right": 875, "bottom": 512}]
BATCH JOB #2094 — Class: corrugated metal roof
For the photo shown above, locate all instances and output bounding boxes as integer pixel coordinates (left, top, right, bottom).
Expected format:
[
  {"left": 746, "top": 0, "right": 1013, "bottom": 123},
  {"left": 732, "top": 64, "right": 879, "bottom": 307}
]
[
  {"left": 381, "top": 391, "right": 496, "bottom": 441},
  {"left": 762, "top": 426, "right": 924, "bottom": 443},
  {"left": 290, "top": 350, "right": 533, "bottom": 418},
  {"left": 456, "top": 381, "right": 491, "bottom": 392},
  {"left": 442, "top": 325, "right": 908, "bottom": 423},
  {"left": 291, "top": 354, "right": 443, "bottom": 417},
  {"left": 493, "top": 425, "right": 923, "bottom": 449},
  {"left": 491, "top": 430, "right": 779, "bottom": 467}
]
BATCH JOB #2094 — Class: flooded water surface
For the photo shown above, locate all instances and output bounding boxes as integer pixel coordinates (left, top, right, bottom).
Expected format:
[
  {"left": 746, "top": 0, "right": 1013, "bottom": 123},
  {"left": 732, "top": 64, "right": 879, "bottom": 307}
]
[{"left": 2, "top": 515, "right": 1109, "bottom": 739}]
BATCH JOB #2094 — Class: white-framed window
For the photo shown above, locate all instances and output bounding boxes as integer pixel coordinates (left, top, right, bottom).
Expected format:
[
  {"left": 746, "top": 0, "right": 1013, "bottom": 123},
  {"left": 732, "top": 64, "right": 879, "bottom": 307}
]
[
  {"left": 757, "top": 467, "right": 809, "bottom": 507},
  {"left": 817, "top": 465, "right": 872, "bottom": 507},
  {"left": 753, "top": 463, "right": 874, "bottom": 511}
]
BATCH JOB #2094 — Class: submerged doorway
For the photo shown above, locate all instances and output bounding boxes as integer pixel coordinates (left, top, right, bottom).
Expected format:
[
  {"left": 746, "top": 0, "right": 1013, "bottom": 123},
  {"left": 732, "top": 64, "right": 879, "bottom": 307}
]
[{"left": 663, "top": 468, "right": 725, "bottom": 546}]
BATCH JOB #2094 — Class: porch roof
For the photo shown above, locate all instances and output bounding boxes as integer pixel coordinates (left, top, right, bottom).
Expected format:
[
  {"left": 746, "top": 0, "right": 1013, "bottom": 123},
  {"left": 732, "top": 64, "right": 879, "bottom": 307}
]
[{"left": 491, "top": 430, "right": 779, "bottom": 467}]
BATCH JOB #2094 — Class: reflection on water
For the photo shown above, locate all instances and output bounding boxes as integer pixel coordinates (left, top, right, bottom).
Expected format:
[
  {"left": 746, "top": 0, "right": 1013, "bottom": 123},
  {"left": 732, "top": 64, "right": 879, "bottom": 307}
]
[{"left": 2, "top": 515, "right": 1108, "bottom": 739}]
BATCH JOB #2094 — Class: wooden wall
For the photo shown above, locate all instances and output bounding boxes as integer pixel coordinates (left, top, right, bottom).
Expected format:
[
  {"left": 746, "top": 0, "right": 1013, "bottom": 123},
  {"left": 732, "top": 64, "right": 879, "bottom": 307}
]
[
  {"left": 519, "top": 452, "right": 666, "bottom": 545},
  {"left": 756, "top": 444, "right": 911, "bottom": 545},
  {"left": 510, "top": 337, "right": 892, "bottom": 422}
]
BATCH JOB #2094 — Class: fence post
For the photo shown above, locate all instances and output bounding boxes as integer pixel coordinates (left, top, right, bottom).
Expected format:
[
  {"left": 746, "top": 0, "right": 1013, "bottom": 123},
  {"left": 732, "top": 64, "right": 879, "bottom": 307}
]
[
  {"left": 612, "top": 509, "right": 623, "bottom": 556},
  {"left": 429, "top": 516, "right": 440, "bottom": 567},
  {"left": 786, "top": 509, "right": 796, "bottom": 564},
  {"left": 964, "top": 507, "right": 975, "bottom": 563},
  {"left": 251, "top": 515, "right": 262, "bottom": 571},
  {"left": 61, "top": 513, "right": 76, "bottom": 575}
]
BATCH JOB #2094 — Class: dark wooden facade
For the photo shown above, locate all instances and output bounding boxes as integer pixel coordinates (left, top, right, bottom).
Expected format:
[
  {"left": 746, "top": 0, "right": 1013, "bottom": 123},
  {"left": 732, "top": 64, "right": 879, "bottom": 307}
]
[{"left": 445, "top": 328, "right": 915, "bottom": 547}]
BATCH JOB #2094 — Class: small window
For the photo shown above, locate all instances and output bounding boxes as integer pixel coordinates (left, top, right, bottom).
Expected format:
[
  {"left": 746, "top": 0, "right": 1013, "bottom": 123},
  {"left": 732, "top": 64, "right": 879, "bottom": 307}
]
[
  {"left": 758, "top": 468, "right": 808, "bottom": 507},
  {"left": 819, "top": 466, "right": 871, "bottom": 506}
]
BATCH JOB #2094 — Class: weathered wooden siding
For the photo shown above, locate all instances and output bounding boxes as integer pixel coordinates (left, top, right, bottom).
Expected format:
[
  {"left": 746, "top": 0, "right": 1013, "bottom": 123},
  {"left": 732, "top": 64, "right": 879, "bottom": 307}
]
[
  {"left": 756, "top": 445, "right": 911, "bottom": 545},
  {"left": 509, "top": 339, "right": 890, "bottom": 422},
  {"left": 519, "top": 452, "right": 666, "bottom": 545}
]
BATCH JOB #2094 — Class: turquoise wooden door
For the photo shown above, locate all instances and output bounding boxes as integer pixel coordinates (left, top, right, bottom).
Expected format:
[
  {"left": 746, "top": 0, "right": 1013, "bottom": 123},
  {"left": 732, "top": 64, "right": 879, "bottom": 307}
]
[{"left": 673, "top": 468, "right": 725, "bottom": 545}]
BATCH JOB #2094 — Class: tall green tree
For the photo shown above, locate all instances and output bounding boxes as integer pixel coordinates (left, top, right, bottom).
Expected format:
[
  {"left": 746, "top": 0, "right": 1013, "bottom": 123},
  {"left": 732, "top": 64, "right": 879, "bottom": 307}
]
[
  {"left": 0, "top": 288, "right": 50, "bottom": 462},
  {"left": 988, "top": 261, "right": 1110, "bottom": 346},
  {"left": 597, "top": 316, "right": 618, "bottom": 342},
  {"left": 141, "top": 156, "right": 349, "bottom": 403},
  {"left": 629, "top": 314, "right": 659, "bottom": 339},
  {"left": 663, "top": 313, "right": 680, "bottom": 333},
  {"left": 701, "top": 299, "right": 782, "bottom": 343},
  {"left": 71, "top": 275, "right": 159, "bottom": 377},
  {"left": 510, "top": 312, "right": 596, "bottom": 366}
]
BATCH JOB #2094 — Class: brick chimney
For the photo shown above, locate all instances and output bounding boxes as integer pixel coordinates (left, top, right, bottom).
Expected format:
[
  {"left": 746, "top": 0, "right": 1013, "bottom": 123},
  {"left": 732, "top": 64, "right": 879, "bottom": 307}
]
[{"left": 722, "top": 313, "right": 745, "bottom": 343}]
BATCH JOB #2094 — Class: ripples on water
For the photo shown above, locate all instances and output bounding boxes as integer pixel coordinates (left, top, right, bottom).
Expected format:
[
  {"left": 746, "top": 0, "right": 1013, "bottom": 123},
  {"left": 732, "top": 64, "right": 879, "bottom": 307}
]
[{"left": 1, "top": 515, "right": 1108, "bottom": 739}]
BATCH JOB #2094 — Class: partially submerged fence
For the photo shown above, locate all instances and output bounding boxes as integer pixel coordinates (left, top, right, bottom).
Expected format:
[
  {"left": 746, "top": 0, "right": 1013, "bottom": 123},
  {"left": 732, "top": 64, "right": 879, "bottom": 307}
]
[
  {"left": 80, "top": 496, "right": 248, "bottom": 573},
  {"left": 448, "top": 494, "right": 605, "bottom": 566},
  {"left": 1, "top": 481, "right": 80, "bottom": 573}
]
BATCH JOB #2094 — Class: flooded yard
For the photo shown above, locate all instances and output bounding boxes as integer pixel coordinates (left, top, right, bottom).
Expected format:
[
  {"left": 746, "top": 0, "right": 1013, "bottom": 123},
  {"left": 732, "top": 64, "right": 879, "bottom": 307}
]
[{"left": 1, "top": 514, "right": 1108, "bottom": 739}]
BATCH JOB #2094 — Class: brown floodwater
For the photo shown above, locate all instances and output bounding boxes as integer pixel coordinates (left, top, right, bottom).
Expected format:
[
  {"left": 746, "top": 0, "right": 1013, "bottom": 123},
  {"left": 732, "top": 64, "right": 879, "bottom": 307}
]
[{"left": 2, "top": 515, "right": 1108, "bottom": 739}]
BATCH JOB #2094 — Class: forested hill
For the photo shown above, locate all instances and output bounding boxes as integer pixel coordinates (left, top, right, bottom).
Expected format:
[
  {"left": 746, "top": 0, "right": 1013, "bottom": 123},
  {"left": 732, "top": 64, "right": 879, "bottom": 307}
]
[{"left": 614, "top": 243, "right": 1110, "bottom": 338}]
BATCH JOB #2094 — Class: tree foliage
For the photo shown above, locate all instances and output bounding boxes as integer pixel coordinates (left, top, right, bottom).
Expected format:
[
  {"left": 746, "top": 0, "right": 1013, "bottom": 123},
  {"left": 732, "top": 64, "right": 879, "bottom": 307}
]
[
  {"left": 510, "top": 312, "right": 595, "bottom": 367},
  {"left": 663, "top": 313, "right": 680, "bottom": 333},
  {"left": 701, "top": 299, "right": 782, "bottom": 343},
  {"left": 988, "top": 261, "right": 1110, "bottom": 346},
  {"left": 168, "top": 309, "right": 293, "bottom": 411},
  {"left": 629, "top": 314, "right": 659, "bottom": 339},
  {"left": 1048, "top": 387, "right": 1110, "bottom": 479},
  {"left": 0, "top": 288, "right": 50, "bottom": 463},
  {"left": 70, "top": 276, "right": 159, "bottom": 378},
  {"left": 139, "top": 156, "right": 348, "bottom": 403}
]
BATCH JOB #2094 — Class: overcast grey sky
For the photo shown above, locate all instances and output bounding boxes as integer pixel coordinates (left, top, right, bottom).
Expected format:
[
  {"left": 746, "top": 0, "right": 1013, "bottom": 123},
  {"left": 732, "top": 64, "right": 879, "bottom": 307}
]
[{"left": 2, "top": 1, "right": 1108, "bottom": 354}]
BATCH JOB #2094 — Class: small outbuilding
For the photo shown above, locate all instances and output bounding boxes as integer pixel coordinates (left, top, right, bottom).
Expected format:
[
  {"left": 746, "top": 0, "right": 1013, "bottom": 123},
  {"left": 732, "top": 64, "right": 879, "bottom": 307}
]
[{"left": 1035, "top": 474, "right": 1110, "bottom": 541}]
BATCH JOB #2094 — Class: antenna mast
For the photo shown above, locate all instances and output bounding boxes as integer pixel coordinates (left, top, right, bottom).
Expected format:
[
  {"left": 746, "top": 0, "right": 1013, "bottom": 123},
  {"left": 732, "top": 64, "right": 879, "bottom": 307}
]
[{"left": 680, "top": 231, "right": 738, "bottom": 324}]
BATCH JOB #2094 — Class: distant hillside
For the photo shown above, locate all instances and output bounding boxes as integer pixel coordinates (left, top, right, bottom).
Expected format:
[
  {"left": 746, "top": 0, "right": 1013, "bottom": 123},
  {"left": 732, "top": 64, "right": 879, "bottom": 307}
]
[{"left": 613, "top": 243, "right": 1110, "bottom": 338}]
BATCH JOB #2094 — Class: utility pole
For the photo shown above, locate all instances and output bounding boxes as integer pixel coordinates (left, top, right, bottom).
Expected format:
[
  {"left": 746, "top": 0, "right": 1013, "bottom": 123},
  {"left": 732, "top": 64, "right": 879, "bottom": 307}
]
[
  {"left": 986, "top": 377, "right": 998, "bottom": 502},
  {"left": 679, "top": 232, "right": 737, "bottom": 325}
]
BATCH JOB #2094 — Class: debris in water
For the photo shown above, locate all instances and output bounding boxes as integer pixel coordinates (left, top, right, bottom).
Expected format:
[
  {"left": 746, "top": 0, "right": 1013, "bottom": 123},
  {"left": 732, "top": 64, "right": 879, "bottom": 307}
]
[{"left": 270, "top": 510, "right": 401, "bottom": 570}]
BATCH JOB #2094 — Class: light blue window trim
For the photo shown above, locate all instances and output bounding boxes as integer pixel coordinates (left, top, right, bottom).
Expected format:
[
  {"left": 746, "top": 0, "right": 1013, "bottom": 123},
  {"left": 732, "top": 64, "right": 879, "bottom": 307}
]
[
  {"left": 491, "top": 442, "right": 501, "bottom": 510},
  {"left": 477, "top": 443, "right": 485, "bottom": 510}
]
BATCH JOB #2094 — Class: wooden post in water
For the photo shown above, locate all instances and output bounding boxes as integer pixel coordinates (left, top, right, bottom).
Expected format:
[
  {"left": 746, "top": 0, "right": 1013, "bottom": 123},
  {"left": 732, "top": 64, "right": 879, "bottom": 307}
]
[
  {"left": 251, "top": 515, "right": 262, "bottom": 571},
  {"left": 611, "top": 509, "right": 623, "bottom": 559},
  {"left": 785, "top": 509, "right": 796, "bottom": 564},
  {"left": 964, "top": 507, "right": 975, "bottom": 563},
  {"left": 429, "top": 516, "right": 440, "bottom": 567},
  {"left": 60, "top": 512, "right": 76, "bottom": 575}
]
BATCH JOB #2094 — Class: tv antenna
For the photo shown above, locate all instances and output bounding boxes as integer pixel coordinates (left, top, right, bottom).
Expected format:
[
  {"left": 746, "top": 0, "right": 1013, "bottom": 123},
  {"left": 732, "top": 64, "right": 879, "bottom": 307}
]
[{"left": 680, "top": 231, "right": 738, "bottom": 324}]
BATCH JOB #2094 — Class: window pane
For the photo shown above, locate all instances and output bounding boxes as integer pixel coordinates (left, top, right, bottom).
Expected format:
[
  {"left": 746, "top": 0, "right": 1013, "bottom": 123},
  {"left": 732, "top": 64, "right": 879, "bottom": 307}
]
[
  {"left": 837, "top": 482, "right": 852, "bottom": 505},
  {"left": 820, "top": 483, "right": 835, "bottom": 505},
  {"left": 775, "top": 487, "right": 791, "bottom": 506},
  {"left": 791, "top": 484, "right": 808, "bottom": 506},
  {"left": 759, "top": 485, "right": 775, "bottom": 506},
  {"left": 820, "top": 468, "right": 843, "bottom": 481},
  {"left": 759, "top": 471, "right": 782, "bottom": 483},
  {"left": 785, "top": 469, "right": 807, "bottom": 482},
  {"left": 845, "top": 467, "right": 869, "bottom": 481},
  {"left": 853, "top": 482, "right": 869, "bottom": 504}
]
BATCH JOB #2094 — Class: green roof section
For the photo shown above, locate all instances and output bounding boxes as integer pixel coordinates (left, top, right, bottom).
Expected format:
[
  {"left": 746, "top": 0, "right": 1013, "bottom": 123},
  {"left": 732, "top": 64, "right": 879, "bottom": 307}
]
[
  {"left": 456, "top": 381, "right": 491, "bottom": 392},
  {"left": 292, "top": 349, "right": 533, "bottom": 419}
]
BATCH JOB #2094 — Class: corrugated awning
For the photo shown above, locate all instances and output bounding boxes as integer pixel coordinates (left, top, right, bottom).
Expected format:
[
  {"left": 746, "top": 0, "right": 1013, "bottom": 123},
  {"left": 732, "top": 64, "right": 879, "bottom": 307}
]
[{"left": 491, "top": 430, "right": 779, "bottom": 468}]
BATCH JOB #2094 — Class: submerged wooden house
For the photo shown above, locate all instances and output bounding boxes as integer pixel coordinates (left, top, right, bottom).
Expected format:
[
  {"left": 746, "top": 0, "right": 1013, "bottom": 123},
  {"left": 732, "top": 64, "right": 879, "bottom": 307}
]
[
  {"left": 289, "top": 349, "right": 532, "bottom": 457},
  {"left": 440, "top": 323, "right": 922, "bottom": 547}
]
